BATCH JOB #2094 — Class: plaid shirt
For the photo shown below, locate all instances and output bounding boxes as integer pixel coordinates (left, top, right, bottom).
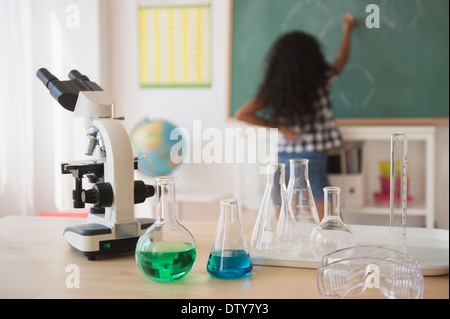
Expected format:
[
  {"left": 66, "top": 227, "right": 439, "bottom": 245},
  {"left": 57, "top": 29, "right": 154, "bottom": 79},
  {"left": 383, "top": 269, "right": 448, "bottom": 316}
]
[{"left": 277, "top": 70, "right": 342, "bottom": 153}]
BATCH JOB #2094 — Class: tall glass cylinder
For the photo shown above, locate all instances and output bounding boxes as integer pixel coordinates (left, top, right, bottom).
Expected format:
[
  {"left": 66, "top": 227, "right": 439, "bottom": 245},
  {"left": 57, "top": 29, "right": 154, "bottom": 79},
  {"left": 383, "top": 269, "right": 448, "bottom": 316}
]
[
  {"left": 390, "top": 134, "right": 408, "bottom": 254},
  {"left": 135, "top": 176, "right": 197, "bottom": 282}
]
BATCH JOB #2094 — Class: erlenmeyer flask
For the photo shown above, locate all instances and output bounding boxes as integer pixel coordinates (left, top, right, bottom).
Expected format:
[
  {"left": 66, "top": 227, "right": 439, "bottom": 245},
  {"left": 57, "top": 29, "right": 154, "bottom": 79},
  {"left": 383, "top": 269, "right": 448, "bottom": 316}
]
[
  {"left": 135, "top": 176, "right": 197, "bottom": 282},
  {"left": 309, "top": 187, "right": 354, "bottom": 259},
  {"left": 250, "top": 163, "right": 302, "bottom": 258},
  {"left": 207, "top": 199, "right": 253, "bottom": 279},
  {"left": 287, "top": 159, "right": 319, "bottom": 242}
]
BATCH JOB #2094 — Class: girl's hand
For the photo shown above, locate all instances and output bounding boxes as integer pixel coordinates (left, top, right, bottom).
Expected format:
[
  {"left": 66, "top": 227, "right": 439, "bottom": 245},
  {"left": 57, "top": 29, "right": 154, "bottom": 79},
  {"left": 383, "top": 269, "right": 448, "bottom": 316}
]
[
  {"left": 343, "top": 13, "right": 356, "bottom": 32},
  {"left": 279, "top": 126, "right": 300, "bottom": 141}
]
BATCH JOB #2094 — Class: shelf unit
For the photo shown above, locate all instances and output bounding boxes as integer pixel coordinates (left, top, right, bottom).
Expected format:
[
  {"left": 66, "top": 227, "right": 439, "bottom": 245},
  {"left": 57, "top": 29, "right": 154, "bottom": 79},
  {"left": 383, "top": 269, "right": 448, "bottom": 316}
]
[{"left": 336, "top": 126, "right": 436, "bottom": 228}]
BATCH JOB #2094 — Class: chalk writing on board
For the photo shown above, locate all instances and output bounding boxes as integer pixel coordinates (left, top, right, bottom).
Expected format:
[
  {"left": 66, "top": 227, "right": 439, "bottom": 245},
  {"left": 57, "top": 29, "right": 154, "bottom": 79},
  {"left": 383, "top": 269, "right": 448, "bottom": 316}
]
[
  {"left": 380, "top": 0, "right": 423, "bottom": 31},
  {"left": 281, "top": 0, "right": 336, "bottom": 40},
  {"left": 337, "top": 64, "right": 375, "bottom": 109}
]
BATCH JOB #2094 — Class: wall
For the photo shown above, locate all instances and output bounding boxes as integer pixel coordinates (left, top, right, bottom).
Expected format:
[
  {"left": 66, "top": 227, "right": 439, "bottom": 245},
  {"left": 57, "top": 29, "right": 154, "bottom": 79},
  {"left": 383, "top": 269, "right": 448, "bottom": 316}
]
[{"left": 104, "top": 0, "right": 236, "bottom": 220}]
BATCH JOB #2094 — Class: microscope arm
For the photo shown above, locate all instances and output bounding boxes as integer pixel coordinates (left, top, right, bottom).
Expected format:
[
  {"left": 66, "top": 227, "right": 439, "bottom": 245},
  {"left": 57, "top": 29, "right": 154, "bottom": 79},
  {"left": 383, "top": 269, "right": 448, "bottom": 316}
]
[{"left": 91, "top": 118, "right": 135, "bottom": 223}]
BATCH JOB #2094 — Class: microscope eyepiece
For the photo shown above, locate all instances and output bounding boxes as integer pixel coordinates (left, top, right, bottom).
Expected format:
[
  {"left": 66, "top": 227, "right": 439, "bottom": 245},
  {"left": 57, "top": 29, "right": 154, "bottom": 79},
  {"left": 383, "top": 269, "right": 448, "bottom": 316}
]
[
  {"left": 36, "top": 68, "right": 103, "bottom": 112},
  {"left": 36, "top": 68, "right": 78, "bottom": 111},
  {"left": 36, "top": 68, "right": 58, "bottom": 88},
  {"left": 68, "top": 70, "right": 102, "bottom": 91},
  {"left": 68, "top": 70, "right": 89, "bottom": 81}
]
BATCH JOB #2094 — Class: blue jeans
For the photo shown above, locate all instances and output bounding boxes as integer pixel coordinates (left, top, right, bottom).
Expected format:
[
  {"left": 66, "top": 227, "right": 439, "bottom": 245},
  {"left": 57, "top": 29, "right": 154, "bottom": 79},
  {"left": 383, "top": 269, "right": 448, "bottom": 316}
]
[{"left": 278, "top": 151, "right": 329, "bottom": 202}]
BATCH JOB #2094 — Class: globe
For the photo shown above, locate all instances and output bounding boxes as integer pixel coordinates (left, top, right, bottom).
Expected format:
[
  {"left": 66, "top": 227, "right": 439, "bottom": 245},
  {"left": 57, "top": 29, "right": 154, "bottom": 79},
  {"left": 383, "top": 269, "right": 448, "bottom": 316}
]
[{"left": 130, "top": 118, "right": 182, "bottom": 176}]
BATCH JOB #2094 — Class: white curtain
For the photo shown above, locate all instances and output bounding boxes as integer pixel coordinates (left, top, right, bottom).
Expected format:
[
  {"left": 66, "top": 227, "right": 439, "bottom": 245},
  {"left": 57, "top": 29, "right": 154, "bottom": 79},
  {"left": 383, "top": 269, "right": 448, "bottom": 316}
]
[
  {"left": 0, "top": 0, "right": 106, "bottom": 216},
  {"left": 0, "top": 0, "right": 34, "bottom": 216}
]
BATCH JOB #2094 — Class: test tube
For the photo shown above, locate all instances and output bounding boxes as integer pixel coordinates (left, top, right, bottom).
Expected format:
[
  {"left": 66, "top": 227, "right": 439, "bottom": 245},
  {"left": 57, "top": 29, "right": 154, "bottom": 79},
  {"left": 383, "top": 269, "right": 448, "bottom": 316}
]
[{"left": 389, "top": 134, "right": 408, "bottom": 254}]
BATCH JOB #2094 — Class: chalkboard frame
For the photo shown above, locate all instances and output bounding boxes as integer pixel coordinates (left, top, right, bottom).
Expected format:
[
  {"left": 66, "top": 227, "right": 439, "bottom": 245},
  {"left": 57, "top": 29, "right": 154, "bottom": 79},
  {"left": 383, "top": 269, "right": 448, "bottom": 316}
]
[{"left": 227, "top": 0, "right": 449, "bottom": 125}]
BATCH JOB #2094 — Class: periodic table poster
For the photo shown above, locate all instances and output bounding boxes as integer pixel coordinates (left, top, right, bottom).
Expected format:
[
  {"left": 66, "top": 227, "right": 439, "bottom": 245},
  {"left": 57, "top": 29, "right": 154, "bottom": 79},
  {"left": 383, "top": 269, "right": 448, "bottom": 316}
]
[{"left": 138, "top": 0, "right": 212, "bottom": 87}]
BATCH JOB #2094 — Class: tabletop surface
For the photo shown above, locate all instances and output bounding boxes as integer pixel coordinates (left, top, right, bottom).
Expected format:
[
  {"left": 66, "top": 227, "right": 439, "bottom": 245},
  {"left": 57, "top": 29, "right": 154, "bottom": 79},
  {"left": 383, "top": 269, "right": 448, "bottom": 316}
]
[{"left": 0, "top": 216, "right": 448, "bottom": 299}]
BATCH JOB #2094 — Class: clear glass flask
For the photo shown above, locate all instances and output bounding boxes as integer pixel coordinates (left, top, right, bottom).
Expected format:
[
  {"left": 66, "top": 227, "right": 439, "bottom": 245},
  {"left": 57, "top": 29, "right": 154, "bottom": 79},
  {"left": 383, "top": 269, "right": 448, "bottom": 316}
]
[
  {"left": 287, "top": 159, "right": 319, "bottom": 241},
  {"left": 390, "top": 134, "right": 408, "bottom": 254},
  {"left": 135, "top": 176, "right": 197, "bottom": 282},
  {"left": 207, "top": 199, "right": 253, "bottom": 279},
  {"left": 309, "top": 187, "right": 354, "bottom": 259},
  {"left": 250, "top": 163, "right": 302, "bottom": 258}
]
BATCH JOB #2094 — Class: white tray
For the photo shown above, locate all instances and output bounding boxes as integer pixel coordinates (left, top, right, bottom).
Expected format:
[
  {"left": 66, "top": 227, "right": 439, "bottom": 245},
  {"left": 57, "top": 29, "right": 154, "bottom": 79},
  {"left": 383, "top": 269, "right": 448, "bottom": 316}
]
[{"left": 250, "top": 225, "right": 449, "bottom": 276}]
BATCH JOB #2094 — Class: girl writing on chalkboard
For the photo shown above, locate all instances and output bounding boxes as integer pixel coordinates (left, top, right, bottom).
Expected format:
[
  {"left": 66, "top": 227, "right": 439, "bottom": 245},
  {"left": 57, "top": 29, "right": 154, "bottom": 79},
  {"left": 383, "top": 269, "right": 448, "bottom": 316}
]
[{"left": 235, "top": 14, "right": 356, "bottom": 220}]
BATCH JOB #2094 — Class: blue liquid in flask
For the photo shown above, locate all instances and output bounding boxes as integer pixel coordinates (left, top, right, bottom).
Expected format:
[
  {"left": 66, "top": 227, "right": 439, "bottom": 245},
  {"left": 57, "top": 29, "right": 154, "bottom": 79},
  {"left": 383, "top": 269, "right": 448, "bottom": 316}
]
[{"left": 207, "top": 249, "right": 253, "bottom": 279}]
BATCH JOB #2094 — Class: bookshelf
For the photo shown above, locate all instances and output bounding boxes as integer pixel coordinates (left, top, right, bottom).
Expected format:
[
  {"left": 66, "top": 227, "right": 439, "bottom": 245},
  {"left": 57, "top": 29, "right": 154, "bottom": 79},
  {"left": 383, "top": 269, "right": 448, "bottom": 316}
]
[{"left": 332, "top": 126, "right": 436, "bottom": 228}]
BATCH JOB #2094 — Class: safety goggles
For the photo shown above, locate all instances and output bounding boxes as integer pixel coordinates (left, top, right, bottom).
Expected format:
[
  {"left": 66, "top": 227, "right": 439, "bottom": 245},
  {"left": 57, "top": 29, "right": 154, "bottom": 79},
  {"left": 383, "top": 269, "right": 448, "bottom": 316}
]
[{"left": 317, "top": 245, "right": 424, "bottom": 299}]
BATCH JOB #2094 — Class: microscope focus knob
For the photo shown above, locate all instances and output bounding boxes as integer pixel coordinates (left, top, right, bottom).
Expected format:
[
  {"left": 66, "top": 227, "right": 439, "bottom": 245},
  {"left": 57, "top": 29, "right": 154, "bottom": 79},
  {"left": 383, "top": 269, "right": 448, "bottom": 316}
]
[
  {"left": 134, "top": 180, "right": 155, "bottom": 204},
  {"left": 81, "top": 189, "right": 97, "bottom": 204},
  {"left": 81, "top": 182, "right": 113, "bottom": 208}
]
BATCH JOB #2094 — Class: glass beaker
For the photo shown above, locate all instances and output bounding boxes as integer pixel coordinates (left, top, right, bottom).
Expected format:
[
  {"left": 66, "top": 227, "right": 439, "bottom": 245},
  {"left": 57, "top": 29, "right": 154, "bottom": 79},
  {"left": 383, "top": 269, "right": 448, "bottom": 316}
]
[
  {"left": 135, "top": 176, "right": 197, "bottom": 282},
  {"left": 390, "top": 134, "right": 408, "bottom": 254},
  {"left": 287, "top": 159, "right": 319, "bottom": 241},
  {"left": 207, "top": 199, "right": 253, "bottom": 279},
  {"left": 309, "top": 187, "right": 354, "bottom": 259},
  {"left": 250, "top": 163, "right": 302, "bottom": 258}
]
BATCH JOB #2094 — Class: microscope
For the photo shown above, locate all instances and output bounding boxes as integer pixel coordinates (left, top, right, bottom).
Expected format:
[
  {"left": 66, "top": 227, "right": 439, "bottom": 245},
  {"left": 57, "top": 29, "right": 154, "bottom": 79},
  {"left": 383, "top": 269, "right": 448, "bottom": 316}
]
[{"left": 37, "top": 68, "right": 155, "bottom": 260}]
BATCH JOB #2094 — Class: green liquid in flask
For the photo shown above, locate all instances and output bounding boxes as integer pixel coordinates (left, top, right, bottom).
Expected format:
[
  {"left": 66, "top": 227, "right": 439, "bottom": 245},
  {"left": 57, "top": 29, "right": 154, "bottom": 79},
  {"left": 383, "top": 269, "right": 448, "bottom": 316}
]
[{"left": 136, "top": 242, "right": 196, "bottom": 282}]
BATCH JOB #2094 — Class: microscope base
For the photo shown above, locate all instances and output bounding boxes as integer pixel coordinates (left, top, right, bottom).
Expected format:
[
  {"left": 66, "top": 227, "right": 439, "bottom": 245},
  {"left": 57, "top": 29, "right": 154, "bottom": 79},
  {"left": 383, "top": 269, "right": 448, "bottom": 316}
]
[
  {"left": 68, "top": 236, "right": 140, "bottom": 260},
  {"left": 64, "top": 218, "right": 154, "bottom": 260}
]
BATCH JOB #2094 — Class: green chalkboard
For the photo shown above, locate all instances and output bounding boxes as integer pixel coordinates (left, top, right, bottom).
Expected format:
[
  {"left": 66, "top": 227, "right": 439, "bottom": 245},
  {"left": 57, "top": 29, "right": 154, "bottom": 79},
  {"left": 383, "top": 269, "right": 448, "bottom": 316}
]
[{"left": 229, "top": 0, "right": 449, "bottom": 121}]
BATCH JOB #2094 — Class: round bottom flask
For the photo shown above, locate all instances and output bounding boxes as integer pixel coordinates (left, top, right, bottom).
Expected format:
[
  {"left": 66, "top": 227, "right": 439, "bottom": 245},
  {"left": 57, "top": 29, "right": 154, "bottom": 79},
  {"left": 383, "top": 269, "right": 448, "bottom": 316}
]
[
  {"left": 309, "top": 187, "right": 354, "bottom": 259},
  {"left": 135, "top": 176, "right": 197, "bottom": 282}
]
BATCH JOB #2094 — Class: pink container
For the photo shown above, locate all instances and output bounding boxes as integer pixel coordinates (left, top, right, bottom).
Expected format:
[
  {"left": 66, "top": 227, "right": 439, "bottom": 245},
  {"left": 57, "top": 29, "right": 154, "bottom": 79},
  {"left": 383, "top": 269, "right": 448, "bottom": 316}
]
[
  {"left": 375, "top": 177, "right": 412, "bottom": 203},
  {"left": 380, "top": 177, "right": 410, "bottom": 195}
]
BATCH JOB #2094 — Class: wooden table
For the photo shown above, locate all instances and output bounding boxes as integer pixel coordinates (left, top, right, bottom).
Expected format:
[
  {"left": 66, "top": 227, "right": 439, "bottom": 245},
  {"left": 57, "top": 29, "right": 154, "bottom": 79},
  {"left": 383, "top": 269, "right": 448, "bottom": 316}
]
[{"left": 0, "top": 216, "right": 448, "bottom": 300}]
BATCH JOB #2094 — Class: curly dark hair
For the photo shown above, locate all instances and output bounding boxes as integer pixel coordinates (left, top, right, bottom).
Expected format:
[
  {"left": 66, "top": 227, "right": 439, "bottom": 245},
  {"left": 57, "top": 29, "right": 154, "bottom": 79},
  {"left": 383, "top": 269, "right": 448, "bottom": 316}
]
[{"left": 255, "top": 31, "right": 331, "bottom": 128}]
